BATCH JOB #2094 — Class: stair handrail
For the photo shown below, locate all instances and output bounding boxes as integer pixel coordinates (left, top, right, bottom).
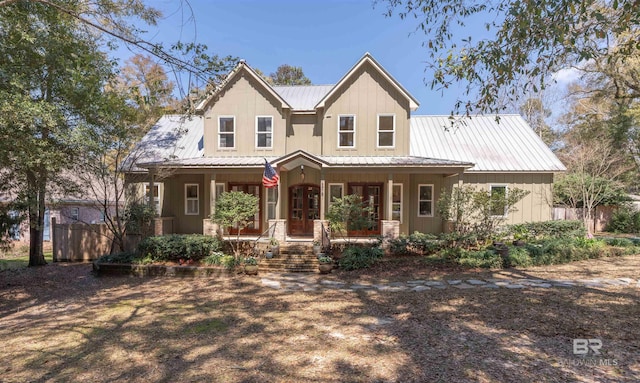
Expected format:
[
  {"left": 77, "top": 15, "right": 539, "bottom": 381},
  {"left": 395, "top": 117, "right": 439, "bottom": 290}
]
[{"left": 251, "top": 221, "right": 278, "bottom": 255}]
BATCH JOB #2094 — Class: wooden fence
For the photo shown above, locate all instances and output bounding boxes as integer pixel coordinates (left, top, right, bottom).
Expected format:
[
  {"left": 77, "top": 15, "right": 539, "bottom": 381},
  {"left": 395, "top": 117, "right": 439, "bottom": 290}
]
[{"left": 552, "top": 205, "right": 616, "bottom": 233}]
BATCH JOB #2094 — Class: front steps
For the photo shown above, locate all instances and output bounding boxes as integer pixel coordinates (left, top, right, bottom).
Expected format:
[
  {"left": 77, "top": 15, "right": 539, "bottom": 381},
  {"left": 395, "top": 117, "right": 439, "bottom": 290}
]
[{"left": 258, "top": 243, "right": 320, "bottom": 273}]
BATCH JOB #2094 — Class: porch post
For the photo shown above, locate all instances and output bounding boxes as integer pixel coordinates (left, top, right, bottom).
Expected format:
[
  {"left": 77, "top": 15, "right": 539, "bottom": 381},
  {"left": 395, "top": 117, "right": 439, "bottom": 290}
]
[
  {"left": 209, "top": 176, "right": 216, "bottom": 216},
  {"left": 148, "top": 169, "right": 155, "bottom": 210},
  {"left": 276, "top": 181, "right": 281, "bottom": 219},
  {"left": 386, "top": 174, "right": 393, "bottom": 220},
  {"left": 320, "top": 169, "right": 326, "bottom": 220}
]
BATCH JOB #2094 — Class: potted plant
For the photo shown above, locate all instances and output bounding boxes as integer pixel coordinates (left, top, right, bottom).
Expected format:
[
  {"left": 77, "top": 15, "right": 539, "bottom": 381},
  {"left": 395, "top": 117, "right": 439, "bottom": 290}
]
[
  {"left": 243, "top": 256, "right": 259, "bottom": 275},
  {"left": 313, "top": 240, "right": 322, "bottom": 255},
  {"left": 269, "top": 237, "right": 280, "bottom": 256},
  {"left": 318, "top": 256, "right": 333, "bottom": 274}
]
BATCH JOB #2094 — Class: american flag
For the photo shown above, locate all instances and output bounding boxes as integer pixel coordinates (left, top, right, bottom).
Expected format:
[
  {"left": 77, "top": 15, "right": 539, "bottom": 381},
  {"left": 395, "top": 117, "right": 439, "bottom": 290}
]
[{"left": 262, "top": 160, "right": 279, "bottom": 188}]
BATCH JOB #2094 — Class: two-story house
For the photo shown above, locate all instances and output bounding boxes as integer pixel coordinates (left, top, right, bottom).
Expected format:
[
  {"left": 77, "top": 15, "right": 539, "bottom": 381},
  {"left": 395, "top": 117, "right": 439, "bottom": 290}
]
[{"left": 126, "top": 53, "right": 565, "bottom": 242}]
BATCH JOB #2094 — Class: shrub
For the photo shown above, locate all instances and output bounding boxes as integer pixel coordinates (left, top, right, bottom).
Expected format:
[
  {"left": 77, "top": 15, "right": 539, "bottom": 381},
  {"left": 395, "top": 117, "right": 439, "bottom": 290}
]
[
  {"left": 507, "top": 246, "right": 532, "bottom": 267},
  {"left": 338, "top": 245, "right": 384, "bottom": 271},
  {"left": 504, "top": 221, "right": 585, "bottom": 240},
  {"left": 388, "top": 231, "right": 439, "bottom": 255},
  {"left": 606, "top": 209, "right": 640, "bottom": 234},
  {"left": 603, "top": 237, "right": 635, "bottom": 247},
  {"left": 457, "top": 249, "right": 503, "bottom": 268},
  {"left": 137, "top": 234, "right": 222, "bottom": 262},
  {"left": 95, "top": 252, "right": 137, "bottom": 264}
]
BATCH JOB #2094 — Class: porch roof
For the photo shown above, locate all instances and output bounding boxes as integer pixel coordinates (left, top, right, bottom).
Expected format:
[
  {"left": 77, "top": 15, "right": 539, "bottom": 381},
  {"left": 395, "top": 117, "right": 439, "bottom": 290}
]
[{"left": 137, "top": 153, "right": 473, "bottom": 170}]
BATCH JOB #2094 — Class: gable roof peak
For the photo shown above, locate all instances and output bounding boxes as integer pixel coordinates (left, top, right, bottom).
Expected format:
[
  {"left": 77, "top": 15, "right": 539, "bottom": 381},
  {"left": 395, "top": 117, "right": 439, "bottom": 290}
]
[{"left": 315, "top": 52, "right": 419, "bottom": 111}]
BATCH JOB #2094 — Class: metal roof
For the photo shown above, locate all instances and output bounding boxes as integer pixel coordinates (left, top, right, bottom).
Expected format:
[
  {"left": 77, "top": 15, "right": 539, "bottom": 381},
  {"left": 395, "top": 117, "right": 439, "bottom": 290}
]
[
  {"left": 140, "top": 154, "right": 470, "bottom": 169},
  {"left": 410, "top": 115, "right": 566, "bottom": 172},
  {"left": 123, "top": 114, "right": 204, "bottom": 172},
  {"left": 272, "top": 85, "right": 334, "bottom": 111}
]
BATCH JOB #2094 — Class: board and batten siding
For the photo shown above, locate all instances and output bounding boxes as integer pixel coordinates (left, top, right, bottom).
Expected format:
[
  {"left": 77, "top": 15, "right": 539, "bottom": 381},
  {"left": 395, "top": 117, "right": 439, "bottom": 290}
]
[
  {"left": 285, "top": 114, "right": 322, "bottom": 153},
  {"left": 461, "top": 173, "right": 554, "bottom": 224},
  {"left": 162, "top": 174, "right": 205, "bottom": 234},
  {"left": 203, "top": 71, "right": 287, "bottom": 157},
  {"left": 321, "top": 61, "right": 411, "bottom": 156}
]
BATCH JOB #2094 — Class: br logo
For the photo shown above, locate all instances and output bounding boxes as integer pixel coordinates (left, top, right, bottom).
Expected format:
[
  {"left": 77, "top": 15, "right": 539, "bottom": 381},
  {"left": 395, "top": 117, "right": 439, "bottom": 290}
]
[{"left": 573, "top": 339, "right": 602, "bottom": 355}]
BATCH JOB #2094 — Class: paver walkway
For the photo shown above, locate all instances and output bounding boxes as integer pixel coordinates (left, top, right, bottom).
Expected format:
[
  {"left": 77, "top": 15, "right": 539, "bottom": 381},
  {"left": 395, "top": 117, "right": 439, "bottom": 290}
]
[{"left": 259, "top": 273, "right": 639, "bottom": 292}]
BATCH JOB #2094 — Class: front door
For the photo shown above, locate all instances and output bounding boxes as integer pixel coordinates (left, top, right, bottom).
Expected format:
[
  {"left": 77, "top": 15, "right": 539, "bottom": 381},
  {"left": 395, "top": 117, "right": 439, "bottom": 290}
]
[{"left": 289, "top": 184, "right": 320, "bottom": 236}]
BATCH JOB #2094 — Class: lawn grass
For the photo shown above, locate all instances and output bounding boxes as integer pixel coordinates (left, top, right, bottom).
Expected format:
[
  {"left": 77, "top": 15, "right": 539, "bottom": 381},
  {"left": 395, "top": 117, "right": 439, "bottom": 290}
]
[
  {"left": 1, "top": 256, "right": 639, "bottom": 382},
  {"left": 0, "top": 251, "right": 53, "bottom": 270}
]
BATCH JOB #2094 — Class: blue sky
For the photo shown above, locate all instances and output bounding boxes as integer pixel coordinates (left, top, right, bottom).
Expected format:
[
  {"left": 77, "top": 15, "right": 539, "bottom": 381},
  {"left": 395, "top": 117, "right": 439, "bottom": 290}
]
[{"left": 132, "top": 0, "right": 477, "bottom": 115}]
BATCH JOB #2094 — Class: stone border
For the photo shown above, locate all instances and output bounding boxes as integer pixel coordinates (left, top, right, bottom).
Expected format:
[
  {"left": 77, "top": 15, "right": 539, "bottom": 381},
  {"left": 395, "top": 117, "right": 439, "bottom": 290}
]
[{"left": 92, "top": 262, "right": 235, "bottom": 278}]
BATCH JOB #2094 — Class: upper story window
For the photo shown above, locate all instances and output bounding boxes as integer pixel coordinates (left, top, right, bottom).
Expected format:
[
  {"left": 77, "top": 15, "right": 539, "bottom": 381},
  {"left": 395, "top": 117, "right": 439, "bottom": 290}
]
[
  {"left": 377, "top": 114, "right": 395, "bottom": 148},
  {"left": 256, "top": 116, "right": 273, "bottom": 149},
  {"left": 338, "top": 115, "right": 356, "bottom": 148},
  {"left": 218, "top": 116, "right": 235, "bottom": 149}
]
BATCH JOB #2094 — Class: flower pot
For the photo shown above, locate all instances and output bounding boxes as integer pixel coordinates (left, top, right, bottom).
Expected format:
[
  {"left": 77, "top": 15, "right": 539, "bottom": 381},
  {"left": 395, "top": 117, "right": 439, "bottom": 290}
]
[
  {"left": 270, "top": 246, "right": 279, "bottom": 256},
  {"left": 317, "top": 252, "right": 326, "bottom": 259},
  {"left": 313, "top": 245, "right": 321, "bottom": 254},
  {"left": 318, "top": 263, "right": 333, "bottom": 274},
  {"left": 244, "top": 264, "right": 259, "bottom": 275},
  {"left": 265, "top": 251, "right": 274, "bottom": 259}
]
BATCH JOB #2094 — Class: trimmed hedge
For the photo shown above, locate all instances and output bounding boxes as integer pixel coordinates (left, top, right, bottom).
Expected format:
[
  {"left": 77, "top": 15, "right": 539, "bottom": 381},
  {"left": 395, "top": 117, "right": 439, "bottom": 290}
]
[
  {"left": 137, "top": 234, "right": 222, "bottom": 262},
  {"left": 505, "top": 220, "right": 585, "bottom": 240},
  {"left": 605, "top": 209, "right": 640, "bottom": 234}
]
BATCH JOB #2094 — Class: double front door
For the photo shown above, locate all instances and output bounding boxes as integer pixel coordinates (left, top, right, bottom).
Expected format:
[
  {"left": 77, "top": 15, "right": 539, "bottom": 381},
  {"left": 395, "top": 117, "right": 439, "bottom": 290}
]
[{"left": 289, "top": 184, "right": 319, "bottom": 236}]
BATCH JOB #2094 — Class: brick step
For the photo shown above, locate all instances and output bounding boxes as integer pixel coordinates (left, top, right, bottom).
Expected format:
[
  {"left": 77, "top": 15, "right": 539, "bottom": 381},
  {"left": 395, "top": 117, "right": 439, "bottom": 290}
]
[
  {"left": 259, "top": 252, "right": 320, "bottom": 273},
  {"left": 258, "top": 265, "right": 318, "bottom": 272}
]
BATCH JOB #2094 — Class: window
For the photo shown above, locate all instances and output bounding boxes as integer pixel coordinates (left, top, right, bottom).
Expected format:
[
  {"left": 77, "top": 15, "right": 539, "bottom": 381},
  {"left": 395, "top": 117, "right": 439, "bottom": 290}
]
[
  {"left": 418, "top": 184, "right": 434, "bottom": 217},
  {"left": 377, "top": 114, "right": 395, "bottom": 148},
  {"left": 145, "top": 184, "right": 160, "bottom": 215},
  {"left": 230, "top": 184, "right": 261, "bottom": 234},
  {"left": 215, "top": 183, "right": 225, "bottom": 199},
  {"left": 218, "top": 116, "right": 235, "bottom": 148},
  {"left": 490, "top": 185, "right": 508, "bottom": 217},
  {"left": 185, "top": 184, "right": 199, "bottom": 215},
  {"left": 256, "top": 116, "right": 273, "bottom": 148},
  {"left": 70, "top": 207, "right": 80, "bottom": 221},
  {"left": 338, "top": 115, "right": 355, "bottom": 148},
  {"left": 328, "top": 183, "right": 344, "bottom": 207},
  {"left": 392, "top": 183, "right": 403, "bottom": 222},
  {"left": 266, "top": 187, "right": 277, "bottom": 220}
]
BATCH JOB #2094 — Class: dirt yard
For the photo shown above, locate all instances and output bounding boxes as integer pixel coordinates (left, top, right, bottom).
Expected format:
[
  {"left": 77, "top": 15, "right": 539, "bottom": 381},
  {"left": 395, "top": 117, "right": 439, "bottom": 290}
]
[{"left": 1, "top": 256, "right": 639, "bottom": 382}]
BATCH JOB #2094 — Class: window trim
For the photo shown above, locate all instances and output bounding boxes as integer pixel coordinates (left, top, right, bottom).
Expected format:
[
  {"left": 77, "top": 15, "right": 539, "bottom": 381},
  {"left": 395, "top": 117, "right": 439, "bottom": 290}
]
[
  {"left": 218, "top": 115, "right": 236, "bottom": 149},
  {"left": 392, "top": 183, "right": 403, "bottom": 223},
  {"left": 376, "top": 114, "right": 396, "bottom": 148},
  {"left": 337, "top": 114, "right": 356, "bottom": 149},
  {"left": 417, "top": 184, "right": 434, "bottom": 217},
  {"left": 255, "top": 115, "right": 273, "bottom": 149},
  {"left": 328, "top": 183, "right": 344, "bottom": 207},
  {"left": 489, "top": 184, "right": 509, "bottom": 218},
  {"left": 185, "top": 183, "right": 200, "bottom": 216},
  {"left": 265, "top": 186, "right": 277, "bottom": 220}
]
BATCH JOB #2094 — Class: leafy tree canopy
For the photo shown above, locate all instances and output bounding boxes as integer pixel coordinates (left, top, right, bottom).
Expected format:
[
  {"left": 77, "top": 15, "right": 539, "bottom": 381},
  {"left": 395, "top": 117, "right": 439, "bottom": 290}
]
[
  {"left": 269, "top": 64, "right": 312, "bottom": 85},
  {"left": 379, "top": 0, "right": 640, "bottom": 115}
]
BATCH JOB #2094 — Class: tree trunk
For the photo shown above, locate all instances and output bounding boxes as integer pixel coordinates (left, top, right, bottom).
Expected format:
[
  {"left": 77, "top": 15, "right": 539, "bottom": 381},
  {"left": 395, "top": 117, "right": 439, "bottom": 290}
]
[{"left": 27, "top": 172, "right": 46, "bottom": 266}]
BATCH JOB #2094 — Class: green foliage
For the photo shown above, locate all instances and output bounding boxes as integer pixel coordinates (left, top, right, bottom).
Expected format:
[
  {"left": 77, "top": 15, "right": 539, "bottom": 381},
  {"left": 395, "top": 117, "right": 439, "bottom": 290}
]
[
  {"left": 606, "top": 209, "right": 640, "bottom": 234},
  {"left": 505, "top": 221, "right": 585, "bottom": 240},
  {"left": 457, "top": 249, "right": 503, "bottom": 269},
  {"left": 124, "top": 202, "right": 155, "bottom": 237},
  {"left": 212, "top": 191, "right": 259, "bottom": 258},
  {"left": 96, "top": 252, "right": 137, "bottom": 264},
  {"left": 326, "top": 194, "right": 375, "bottom": 240},
  {"left": 242, "top": 256, "right": 258, "bottom": 265},
  {"left": 379, "top": 0, "right": 640, "bottom": 116},
  {"left": 318, "top": 256, "right": 333, "bottom": 264},
  {"left": 437, "top": 185, "right": 529, "bottom": 243},
  {"left": 0, "top": 208, "right": 23, "bottom": 251},
  {"left": 269, "top": 64, "right": 312, "bottom": 85},
  {"left": 602, "top": 237, "right": 635, "bottom": 247},
  {"left": 338, "top": 245, "right": 384, "bottom": 271},
  {"left": 388, "top": 231, "right": 439, "bottom": 255},
  {"left": 203, "top": 252, "right": 239, "bottom": 269},
  {"left": 554, "top": 173, "right": 628, "bottom": 208},
  {"left": 137, "top": 234, "right": 222, "bottom": 263},
  {"left": 506, "top": 246, "right": 532, "bottom": 268}
]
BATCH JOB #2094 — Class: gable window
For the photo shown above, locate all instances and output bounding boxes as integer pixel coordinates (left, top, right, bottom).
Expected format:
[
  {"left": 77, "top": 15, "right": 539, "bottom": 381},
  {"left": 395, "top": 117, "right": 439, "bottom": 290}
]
[
  {"left": 338, "top": 115, "right": 355, "bottom": 148},
  {"left": 418, "top": 184, "right": 434, "bottom": 217},
  {"left": 185, "top": 184, "right": 199, "bottom": 215},
  {"left": 392, "top": 183, "right": 403, "bottom": 222},
  {"left": 218, "top": 116, "right": 235, "bottom": 149},
  {"left": 256, "top": 116, "right": 273, "bottom": 148},
  {"left": 490, "top": 185, "right": 508, "bottom": 217},
  {"left": 377, "top": 114, "right": 395, "bottom": 148}
]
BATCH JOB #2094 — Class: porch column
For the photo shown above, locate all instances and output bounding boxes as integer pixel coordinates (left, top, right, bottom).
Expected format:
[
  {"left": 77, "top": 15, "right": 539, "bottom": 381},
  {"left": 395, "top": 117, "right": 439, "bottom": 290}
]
[
  {"left": 209, "top": 176, "right": 216, "bottom": 216},
  {"left": 386, "top": 174, "right": 393, "bottom": 220},
  {"left": 148, "top": 169, "right": 156, "bottom": 210},
  {"left": 320, "top": 169, "right": 326, "bottom": 220},
  {"left": 276, "top": 181, "right": 281, "bottom": 219}
]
